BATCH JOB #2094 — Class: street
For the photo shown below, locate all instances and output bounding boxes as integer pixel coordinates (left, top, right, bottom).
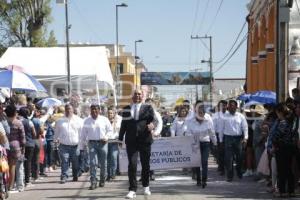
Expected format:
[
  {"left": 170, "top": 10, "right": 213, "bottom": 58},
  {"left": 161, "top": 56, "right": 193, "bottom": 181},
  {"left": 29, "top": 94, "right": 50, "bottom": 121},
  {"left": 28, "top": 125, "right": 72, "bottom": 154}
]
[{"left": 7, "top": 158, "right": 276, "bottom": 200}]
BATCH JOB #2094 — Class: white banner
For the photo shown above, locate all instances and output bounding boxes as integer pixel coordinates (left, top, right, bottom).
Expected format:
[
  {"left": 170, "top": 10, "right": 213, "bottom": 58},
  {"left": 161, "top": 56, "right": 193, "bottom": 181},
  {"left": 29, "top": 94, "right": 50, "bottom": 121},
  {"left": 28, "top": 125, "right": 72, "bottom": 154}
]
[{"left": 119, "top": 136, "right": 201, "bottom": 173}]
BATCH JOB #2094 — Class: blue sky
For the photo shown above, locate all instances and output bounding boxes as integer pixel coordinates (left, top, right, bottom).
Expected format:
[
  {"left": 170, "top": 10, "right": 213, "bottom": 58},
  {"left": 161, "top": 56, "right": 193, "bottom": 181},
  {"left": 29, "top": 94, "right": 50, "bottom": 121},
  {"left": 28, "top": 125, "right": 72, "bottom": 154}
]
[{"left": 49, "top": 0, "right": 249, "bottom": 78}]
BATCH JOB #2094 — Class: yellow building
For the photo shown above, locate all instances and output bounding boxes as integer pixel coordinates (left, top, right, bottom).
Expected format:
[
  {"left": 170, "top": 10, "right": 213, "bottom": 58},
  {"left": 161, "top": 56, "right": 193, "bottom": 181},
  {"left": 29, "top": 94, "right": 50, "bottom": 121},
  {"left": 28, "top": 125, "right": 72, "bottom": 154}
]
[
  {"left": 65, "top": 43, "right": 145, "bottom": 106},
  {"left": 106, "top": 44, "right": 142, "bottom": 106}
]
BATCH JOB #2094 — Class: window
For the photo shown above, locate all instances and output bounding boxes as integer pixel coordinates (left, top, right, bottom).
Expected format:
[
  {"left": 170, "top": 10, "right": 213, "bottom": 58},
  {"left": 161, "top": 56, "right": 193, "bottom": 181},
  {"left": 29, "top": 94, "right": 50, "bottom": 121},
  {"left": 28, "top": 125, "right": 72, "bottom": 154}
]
[{"left": 119, "top": 63, "right": 124, "bottom": 74}]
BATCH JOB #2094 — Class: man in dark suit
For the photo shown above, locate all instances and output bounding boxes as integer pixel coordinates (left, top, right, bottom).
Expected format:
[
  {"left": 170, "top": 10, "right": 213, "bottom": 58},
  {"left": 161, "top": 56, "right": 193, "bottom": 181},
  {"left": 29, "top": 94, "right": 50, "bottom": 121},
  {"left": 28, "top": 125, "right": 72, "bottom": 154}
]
[{"left": 119, "top": 89, "right": 155, "bottom": 199}]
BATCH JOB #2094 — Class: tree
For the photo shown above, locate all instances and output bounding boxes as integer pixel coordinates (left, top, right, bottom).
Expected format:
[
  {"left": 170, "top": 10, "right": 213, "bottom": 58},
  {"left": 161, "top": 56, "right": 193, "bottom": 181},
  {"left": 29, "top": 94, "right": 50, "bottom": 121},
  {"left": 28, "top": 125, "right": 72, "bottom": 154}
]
[{"left": 0, "top": 0, "right": 57, "bottom": 47}]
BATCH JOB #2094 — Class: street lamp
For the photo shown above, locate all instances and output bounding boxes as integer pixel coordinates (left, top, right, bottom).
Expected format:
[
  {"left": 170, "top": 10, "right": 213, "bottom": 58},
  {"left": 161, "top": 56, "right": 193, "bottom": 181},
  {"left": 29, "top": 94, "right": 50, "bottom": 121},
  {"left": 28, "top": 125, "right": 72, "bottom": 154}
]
[
  {"left": 135, "top": 39, "right": 143, "bottom": 88},
  {"left": 57, "top": 0, "right": 71, "bottom": 95},
  {"left": 115, "top": 3, "right": 127, "bottom": 105}
]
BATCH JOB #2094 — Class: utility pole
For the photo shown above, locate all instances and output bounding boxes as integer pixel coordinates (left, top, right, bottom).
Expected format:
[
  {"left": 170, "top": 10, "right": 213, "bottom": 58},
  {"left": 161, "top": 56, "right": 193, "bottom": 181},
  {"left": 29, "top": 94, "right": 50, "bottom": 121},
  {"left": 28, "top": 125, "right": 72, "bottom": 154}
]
[
  {"left": 191, "top": 35, "right": 213, "bottom": 106},
  {"left": 276, "top": 0, "right": 290, "bottom": 103},
  {"left": 190, "top": 67, "right": 202, "bottom": 101},
  {"left": 65, "top": 0, "right": 71, "bottom": 95},
  {"left": 115, "top": 3, "right": 128, "bottom": 106}
]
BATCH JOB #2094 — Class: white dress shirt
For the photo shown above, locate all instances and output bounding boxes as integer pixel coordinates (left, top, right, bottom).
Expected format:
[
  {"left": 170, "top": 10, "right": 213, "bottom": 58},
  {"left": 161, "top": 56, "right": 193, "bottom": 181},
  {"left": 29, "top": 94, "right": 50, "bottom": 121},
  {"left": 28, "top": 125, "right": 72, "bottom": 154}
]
[
  {"left": 130, "top": 103, "right": 142, "bottom": 120},
  {"left": 219, "top": 112, "right": 248, "bottom": 142},
  {"left": 108, "top": 115, "right": 122, "bottom": 141},
  {"left": 80, "top": 115, "right": 113, "bottom": 149},
  {"left": 54, "top": 115, "right": 83, "bottom": 146},
  {"left": 153, "top": 111, "right": 163, "bottom": 137},
  {"left": 186, "top": 113, "right": 217, "bottom": 145},
  {"left": 170, "top": 117, "right": 188, "bottom": 137},
  {"left": 212, "top": 111, "right": 227, "bottom": 134}
]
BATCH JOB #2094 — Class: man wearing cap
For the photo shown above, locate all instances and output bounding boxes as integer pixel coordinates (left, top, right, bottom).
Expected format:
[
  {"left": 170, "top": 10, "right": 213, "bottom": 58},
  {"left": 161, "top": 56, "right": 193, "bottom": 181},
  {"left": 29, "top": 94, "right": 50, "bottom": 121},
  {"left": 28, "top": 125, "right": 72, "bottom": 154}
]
[
  {"left": 219, "top": 99, "right": 248, "bottom": 182},
  {"left": 119, "top": 89, "right": 155, "bottom": 199},
  {"left": 80, "top": 104, "right": 113, "bottom": 190}
]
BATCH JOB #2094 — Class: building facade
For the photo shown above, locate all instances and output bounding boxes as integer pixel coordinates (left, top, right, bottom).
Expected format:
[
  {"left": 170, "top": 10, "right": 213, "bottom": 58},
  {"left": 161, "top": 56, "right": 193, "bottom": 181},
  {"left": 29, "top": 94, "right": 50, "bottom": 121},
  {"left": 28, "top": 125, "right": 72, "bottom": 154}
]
[
  {"left": 246, "top": 0, "right": 276, "bottom": 93},
  {"left": 246, "top": 0, "right": 300, "bottom": 98}
]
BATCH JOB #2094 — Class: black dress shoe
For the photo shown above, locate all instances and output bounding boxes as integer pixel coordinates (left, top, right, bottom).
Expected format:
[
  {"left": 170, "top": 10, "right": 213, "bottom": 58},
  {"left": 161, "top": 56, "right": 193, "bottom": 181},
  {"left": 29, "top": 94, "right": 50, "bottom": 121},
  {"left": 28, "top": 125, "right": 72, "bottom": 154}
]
[
  {"left": 150, "top": 175, "right": 155, "bottom": 181},
  {"left": 89, "top": 183, "right": 97, "bottom": 190},
  {"left": 237, "top": 174, "right": 243, "bottom": 179},
  {"left": 99, "top": 181, "right": 105, "bottom": 187},
  {"left": 202, "top": 182, "right": 207, "bottom": 188},
  {"left": 226, "top": 178, "right": 233, "bottom": 182},
  {"left": 73, "top": 177, "right": 78, "bottom": 182}
]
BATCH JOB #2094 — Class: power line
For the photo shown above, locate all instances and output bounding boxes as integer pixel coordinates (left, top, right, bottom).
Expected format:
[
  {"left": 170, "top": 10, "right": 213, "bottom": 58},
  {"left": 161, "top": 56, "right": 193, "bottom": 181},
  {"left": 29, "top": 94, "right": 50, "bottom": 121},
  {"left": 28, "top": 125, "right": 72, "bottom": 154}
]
[
  {"left": 190, "top": 0, "right": 201, "bottom": 35},
  {"left": 296, "top": 0, "right": 300, "bottom": 17},
  {"left": 196, "top": 0, "right": 210, "bottom": 34},
  {"left": 214, "top": 21, "right": 247, "bottom": 64},
  {"left": 213, "top": 34, "right": 248, "bottom": 74},
  {"left": 72, "top": 1, "right": 104, "bottom": 43},
  {"left": 205, "top": 0, "right": 224, "bottom": 34},
  {"left": 213, "top": 5, "right": 271, "bottom": 74}
]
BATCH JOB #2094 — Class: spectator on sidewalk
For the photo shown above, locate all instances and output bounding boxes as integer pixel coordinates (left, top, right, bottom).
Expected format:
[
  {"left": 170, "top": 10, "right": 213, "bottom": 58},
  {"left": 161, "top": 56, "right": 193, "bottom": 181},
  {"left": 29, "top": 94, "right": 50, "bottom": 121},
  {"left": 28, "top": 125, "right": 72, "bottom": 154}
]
[
  {"left": 18, "top": 107, "right": 36, "bottom": 187},
  {"left": 5, "top": 105, "right": 26, "bottom": 192}
]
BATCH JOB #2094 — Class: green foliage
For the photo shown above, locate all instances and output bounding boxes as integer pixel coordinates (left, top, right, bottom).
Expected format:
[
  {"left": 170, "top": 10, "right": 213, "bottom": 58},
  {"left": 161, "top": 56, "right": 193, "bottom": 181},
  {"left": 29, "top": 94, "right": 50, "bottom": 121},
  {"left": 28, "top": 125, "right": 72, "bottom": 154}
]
[
  {"left": 0, "top": 45, "right": 7, "bottom": 57},
  {"left": 0, "top": 0, "right": 57, "bottom": 47}
]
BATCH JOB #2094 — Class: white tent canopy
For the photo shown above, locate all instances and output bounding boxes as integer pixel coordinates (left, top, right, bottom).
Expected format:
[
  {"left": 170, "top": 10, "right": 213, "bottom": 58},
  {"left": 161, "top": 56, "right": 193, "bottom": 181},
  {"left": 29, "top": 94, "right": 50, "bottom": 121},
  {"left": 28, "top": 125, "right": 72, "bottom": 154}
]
[{"left": 0, "top": 47, "right": 114, "bottom": 88}]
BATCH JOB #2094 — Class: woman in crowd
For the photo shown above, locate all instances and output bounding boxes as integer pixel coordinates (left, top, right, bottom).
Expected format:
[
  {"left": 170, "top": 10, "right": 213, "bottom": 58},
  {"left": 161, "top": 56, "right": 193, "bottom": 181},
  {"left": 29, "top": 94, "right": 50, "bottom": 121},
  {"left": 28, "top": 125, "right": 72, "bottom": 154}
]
[
  {"left": 170, "top": 106, "right": 188, "bottom": 137},
  {"left": 107, "top": 106, "right": 122, "bottom": 181},
  {"left": 18, "top": 107, "right": 36, "bottom": 187},
  {"left": 186, "top": 100, "right": 217, "bottom": 188},
  {"left": 272, "top": 103, "right": 295, "bottom": 197},
  {"left": 5, "top": 105, "right": 26, "bottom": 192}
]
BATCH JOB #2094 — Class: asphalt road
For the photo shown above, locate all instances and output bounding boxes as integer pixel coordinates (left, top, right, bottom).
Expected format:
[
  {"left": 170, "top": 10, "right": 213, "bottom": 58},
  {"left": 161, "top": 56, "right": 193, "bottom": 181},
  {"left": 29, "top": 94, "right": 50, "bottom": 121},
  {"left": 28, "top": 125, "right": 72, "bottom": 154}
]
[{"left": 6, "top": 159, "right": 281, "bottom": 200}]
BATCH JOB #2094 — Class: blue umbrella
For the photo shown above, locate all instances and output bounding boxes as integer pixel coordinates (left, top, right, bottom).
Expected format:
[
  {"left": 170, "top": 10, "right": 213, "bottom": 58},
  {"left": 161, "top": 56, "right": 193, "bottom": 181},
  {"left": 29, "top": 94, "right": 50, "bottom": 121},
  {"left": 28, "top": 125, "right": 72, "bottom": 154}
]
[
  {"left": 237, "top": 93, "right": 251, "bottom": 101},
  {"left": 0, "top": 70, "right": 46, "bottom": 92},
  {"left": 37, "top": 98, "right": 62, "bottom": 108},
  {"left": 249, "top": 90, "right": 276, "bottom": 104}
]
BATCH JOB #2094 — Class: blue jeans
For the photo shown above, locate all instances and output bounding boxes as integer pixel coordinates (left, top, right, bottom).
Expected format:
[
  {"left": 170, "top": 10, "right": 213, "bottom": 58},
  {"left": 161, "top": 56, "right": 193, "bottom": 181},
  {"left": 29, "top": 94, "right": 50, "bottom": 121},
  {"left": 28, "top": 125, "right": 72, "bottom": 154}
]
[
  {"left": 194, "top": 142, "right": 210, "bottom": 182},
  {"left": 79, "top": 147, "right": 89, "bottom": 173},
  {"left": 88, "top": 141, "right": 108, "bottom": 183},
  {"left": 16, "top": 160, "right": 24, "bottom": 190},
  {"left": 224, "top": 135, "right": 243, "bottom": 179},
  {"left": 59, "top": 144, "right": 79, "bottom": 180},
  {"left": 46, "top": 140, "right": 54, "bottom": 167},
  {"left": 107, "top": 143, "right": 119, "bottom": 178}
]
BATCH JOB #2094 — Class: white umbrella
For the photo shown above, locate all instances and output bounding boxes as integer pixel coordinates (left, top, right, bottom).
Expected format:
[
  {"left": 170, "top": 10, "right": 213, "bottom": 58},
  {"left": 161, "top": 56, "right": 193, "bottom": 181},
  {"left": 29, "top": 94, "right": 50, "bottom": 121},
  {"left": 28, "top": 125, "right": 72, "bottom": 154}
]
[
  {"left": 37, "top": 98, "right": 62, "bottom": 108},
  {"left": 0, "top": 69, "right": 46, "bottom": 92}
]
